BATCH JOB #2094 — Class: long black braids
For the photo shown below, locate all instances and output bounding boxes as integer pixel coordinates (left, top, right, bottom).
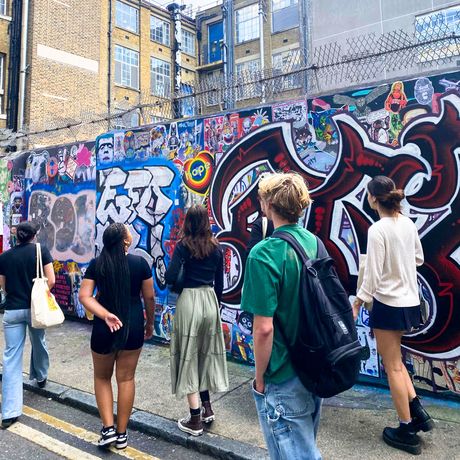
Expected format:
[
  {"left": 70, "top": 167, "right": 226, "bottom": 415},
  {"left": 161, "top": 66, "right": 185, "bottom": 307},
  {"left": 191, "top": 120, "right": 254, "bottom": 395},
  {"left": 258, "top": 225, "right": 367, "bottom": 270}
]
[{"left": 95, "top": 223, "right": 131, "bottom": 351}]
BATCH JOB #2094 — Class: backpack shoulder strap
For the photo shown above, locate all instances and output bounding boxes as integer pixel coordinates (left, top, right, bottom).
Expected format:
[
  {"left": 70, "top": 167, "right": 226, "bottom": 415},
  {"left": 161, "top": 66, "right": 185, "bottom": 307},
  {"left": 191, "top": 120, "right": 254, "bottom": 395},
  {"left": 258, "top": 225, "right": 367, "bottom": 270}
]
[
  {"left": 271, "top": 231, "right": 311, "bottom": 351},
  {"left": 315, "top": 237, "right": 329, "bottom": 258},
  {"left": 274, "top": 230, "right": 320, "bottom": 265}
]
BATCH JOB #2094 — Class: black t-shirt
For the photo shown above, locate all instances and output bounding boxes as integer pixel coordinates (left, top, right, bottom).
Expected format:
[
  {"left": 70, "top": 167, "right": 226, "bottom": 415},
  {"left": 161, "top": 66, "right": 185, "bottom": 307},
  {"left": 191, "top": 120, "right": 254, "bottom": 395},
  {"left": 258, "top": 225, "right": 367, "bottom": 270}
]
[
  {"left": 84, "top": 254, "right": 152, "bottom": 307},
  {"left": 165, "top": 242, "right": 224, "bottom": 301},
  {"left": 0, "top": 243, "right": 54, "bottom": 310},
  {"left": 246, "top": 216, "right": 275, "bottom": 258}
]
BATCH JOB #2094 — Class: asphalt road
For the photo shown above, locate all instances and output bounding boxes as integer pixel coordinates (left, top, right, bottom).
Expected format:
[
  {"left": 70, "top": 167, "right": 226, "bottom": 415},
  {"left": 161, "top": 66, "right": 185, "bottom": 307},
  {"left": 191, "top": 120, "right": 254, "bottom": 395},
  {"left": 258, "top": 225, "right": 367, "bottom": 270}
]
[{"left": 0, "top": 389, "right": 213, "bottom": 460}]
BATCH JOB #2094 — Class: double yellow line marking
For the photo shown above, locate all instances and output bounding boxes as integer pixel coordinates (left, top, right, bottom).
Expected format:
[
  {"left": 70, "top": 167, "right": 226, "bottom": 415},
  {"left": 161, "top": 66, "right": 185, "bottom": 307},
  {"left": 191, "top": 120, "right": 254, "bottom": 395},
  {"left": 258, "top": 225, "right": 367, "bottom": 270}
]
[
  {"left": 8, "top": 422, "right": 100, "bottom": 460},
  {"left": 4, "top": 401, "right": 159, "bottom": 460}
]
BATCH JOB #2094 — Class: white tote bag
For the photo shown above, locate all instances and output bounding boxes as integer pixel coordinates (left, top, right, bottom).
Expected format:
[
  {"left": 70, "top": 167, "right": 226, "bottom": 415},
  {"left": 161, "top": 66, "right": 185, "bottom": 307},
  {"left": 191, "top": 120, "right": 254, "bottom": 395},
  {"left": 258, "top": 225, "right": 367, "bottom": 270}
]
[{"left": 31, "top": 243, "right": 65, "bottom": 328}]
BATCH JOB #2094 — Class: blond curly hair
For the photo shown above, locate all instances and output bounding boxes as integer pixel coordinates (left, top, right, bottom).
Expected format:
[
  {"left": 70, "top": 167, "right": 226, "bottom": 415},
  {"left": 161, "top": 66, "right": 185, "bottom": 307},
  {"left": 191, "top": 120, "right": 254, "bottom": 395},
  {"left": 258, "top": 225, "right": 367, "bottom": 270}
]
[{"left": 258, "top": 172, "right": 312, "bottom": 223}]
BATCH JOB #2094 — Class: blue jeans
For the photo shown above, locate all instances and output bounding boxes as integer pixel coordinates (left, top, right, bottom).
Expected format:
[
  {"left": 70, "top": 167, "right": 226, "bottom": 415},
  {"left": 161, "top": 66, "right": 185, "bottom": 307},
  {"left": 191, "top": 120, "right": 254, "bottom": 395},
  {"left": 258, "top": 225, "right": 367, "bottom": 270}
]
[
  {"left": 2, "top": 309, "right": 49, "bottom": 419},
  {"left": 252, "top": 376, "right": 322, "bottom": 460}
]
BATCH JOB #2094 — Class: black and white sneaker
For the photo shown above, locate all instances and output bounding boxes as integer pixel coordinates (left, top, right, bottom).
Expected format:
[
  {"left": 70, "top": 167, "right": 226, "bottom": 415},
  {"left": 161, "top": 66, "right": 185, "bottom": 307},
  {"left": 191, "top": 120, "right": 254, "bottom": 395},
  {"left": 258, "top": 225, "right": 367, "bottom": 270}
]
[
  {"left": 97, "top": 426, "right": 117, "bottom": 447},
  {"left": 116, "top": 432, "right": 128, "bottom": 450}
]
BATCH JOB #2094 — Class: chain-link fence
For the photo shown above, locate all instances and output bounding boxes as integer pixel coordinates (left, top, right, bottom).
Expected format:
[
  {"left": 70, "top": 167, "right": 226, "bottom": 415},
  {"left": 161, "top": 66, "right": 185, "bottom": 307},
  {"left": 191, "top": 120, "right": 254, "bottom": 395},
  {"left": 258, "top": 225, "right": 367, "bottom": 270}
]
[
  {"left": 2, "top": 12, "right": 459, "bottom": 152},
  {"left": 185, "top": 13, "right": 460, "bottom": 112}
]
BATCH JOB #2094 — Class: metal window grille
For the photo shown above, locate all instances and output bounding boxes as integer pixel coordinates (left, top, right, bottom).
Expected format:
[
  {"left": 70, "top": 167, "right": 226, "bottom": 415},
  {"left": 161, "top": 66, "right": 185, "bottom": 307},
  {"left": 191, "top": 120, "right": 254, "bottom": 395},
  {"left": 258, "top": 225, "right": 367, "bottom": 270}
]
[
  {"left": 150, "top": 57, "right": 171, "bottom": 97},
  {"left": 272, "top": 49, "right": 302, "bottom": 91},
  {"left": 415, "top": 6, "right": 460, "bottom": 63},
  {"left": 236, "top": 59, "right": 261, "bottom": 100}
]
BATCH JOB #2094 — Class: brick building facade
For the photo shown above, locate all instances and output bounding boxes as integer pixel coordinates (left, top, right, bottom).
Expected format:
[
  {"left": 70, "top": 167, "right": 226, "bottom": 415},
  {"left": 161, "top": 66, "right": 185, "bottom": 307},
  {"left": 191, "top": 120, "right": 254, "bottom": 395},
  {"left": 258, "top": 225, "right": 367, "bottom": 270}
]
[{"left": 0, "top": 0, "right": 197, "bottom": 149}]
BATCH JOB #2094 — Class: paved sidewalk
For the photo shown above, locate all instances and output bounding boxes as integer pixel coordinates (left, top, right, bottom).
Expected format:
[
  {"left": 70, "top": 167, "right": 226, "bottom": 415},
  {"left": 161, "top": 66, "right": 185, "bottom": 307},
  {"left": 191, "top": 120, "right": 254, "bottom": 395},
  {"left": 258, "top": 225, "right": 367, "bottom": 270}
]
[{"left": 1, "top": 317, "right": 459, "bottom": 459}]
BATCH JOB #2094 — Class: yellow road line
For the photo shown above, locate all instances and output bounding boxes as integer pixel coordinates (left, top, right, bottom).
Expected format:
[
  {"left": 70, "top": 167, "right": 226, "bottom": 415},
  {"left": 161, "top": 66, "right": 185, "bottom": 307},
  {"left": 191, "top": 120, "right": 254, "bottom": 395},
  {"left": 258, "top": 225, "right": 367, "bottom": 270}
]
[
  {"left": 22, "top": 404, "right": 159, "bottom": 460},
  {"left": 8, "top": 422, "right": 101, "bottom": 460}
]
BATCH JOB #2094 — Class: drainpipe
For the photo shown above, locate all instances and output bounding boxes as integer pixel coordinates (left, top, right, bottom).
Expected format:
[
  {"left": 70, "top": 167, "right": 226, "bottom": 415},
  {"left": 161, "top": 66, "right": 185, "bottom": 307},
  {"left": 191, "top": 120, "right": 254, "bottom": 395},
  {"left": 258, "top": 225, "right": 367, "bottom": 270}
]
[
  {"left": 222, "top": 0, "right": 234, "bottom": 109},
  {"left": 167, "top": 3, "right": 185, "bottom": 118},
  {"left": 6, "top": 0, "right": 22, "bottom": 134},
  {"left": 221, "top": 0, "right": 228, "bottom": 110},
  {"left": 300, "top": 0, "right": 310, "bottom": 95},
  {"left": 107, "top": 0, "right": 113, "bottom": 130},
  {"left": 196, "top": 13, "right": 217, "bottom": 66},
  {"left": 258, "top": 0, "right": 266, "bottom": 103},
  {"left": 17, "top": 0, "right": 29, "bottom": 132}
]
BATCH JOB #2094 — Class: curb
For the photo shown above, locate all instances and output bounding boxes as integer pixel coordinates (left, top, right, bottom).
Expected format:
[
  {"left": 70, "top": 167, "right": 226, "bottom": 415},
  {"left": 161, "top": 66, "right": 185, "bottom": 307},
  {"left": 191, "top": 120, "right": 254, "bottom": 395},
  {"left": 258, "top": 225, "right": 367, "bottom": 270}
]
[{"left": 2, "top": 373, "right": 268, "bottom": 460}]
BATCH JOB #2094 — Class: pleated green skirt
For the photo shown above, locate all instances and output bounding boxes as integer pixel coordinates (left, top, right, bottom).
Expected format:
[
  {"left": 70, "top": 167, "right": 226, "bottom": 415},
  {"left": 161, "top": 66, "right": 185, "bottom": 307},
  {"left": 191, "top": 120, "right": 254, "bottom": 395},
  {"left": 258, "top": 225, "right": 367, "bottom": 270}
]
[{"left": 170, "top": 286, "right": 229, "bottom": 399}]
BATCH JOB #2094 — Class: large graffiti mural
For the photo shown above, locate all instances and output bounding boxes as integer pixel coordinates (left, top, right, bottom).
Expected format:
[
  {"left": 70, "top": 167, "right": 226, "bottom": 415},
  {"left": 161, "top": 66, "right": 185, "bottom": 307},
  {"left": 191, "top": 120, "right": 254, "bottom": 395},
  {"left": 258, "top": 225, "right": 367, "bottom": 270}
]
[
  {"left": 1, "top": 142, "right": 96, "bottom": 318},
  {"left": 1, "top": 70, "right": 459, "bottom": 397}
]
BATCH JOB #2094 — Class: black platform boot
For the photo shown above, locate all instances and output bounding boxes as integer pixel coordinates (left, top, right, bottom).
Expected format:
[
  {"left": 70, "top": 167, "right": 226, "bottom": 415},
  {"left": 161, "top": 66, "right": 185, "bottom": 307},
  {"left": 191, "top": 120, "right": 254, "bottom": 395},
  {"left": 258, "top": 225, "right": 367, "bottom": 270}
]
[
  {"left": 410, "top": 396, "right": 435, "bottom": 433},
  {"left": 383, "top": 423, "right": 421, "bottom": 455}
]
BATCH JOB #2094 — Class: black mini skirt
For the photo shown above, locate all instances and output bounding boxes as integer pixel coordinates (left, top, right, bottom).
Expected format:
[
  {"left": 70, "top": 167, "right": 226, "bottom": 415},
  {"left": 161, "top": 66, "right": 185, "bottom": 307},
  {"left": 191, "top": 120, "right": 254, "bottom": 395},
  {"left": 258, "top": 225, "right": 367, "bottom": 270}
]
[{"left": 369, "top": 298, "right": 422, "bottom": 332}]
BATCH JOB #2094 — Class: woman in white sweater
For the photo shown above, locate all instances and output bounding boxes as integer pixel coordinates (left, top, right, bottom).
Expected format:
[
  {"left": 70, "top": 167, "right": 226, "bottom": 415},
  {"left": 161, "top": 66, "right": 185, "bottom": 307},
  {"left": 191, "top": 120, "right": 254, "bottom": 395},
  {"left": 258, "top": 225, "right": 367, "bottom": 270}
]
[{"left": 353, "top": 176, "right": 434, "bottom": 456}]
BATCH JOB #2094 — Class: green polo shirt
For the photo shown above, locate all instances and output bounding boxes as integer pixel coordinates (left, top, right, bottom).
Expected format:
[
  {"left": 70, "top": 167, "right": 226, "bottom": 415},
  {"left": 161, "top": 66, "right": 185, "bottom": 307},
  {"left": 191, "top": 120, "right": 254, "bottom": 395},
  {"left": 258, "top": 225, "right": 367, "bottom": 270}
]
[{"left": 241, "top": 224, "right": 317, "bottom": 384}]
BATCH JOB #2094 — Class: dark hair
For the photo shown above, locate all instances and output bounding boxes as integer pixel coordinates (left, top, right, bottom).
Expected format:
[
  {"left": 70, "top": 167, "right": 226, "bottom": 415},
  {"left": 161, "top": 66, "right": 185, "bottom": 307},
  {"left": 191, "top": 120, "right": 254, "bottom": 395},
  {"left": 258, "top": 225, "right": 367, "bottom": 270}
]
[
  {"left": 17, "top": 221, "right": 38, "bottom": 244},
  {"left": 181, "top": 205, "right": 218, "bottom": 259},
  {"left": 368, "top": 175, "right": 405, "bottom": 213},
  {"left": 95, "top": 223, "right": 131, "bottom": 351}
]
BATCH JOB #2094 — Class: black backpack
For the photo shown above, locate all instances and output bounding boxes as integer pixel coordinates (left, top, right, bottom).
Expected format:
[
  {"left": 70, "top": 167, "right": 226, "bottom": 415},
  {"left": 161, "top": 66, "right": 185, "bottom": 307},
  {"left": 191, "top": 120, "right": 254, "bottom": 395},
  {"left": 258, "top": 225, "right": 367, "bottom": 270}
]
[{"left": 274, "top": 231, "right": 363, "bottom": 398}]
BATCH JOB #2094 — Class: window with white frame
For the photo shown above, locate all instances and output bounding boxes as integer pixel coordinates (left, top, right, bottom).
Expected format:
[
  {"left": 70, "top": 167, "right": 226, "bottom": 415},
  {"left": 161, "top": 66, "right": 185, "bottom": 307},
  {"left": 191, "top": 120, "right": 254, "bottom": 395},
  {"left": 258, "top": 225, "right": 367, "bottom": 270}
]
[
  {"left": 235, "top": 4, "right": 259, "bottom": 44},
  {"left": 150, "top": 57, "right": 171, "bottom": 97},
  {"left": 116, "top": 1, "right": 139, "bottom": 33},
  {"left": 0, "top": 0, "right": 7, "bottom": 16},
  {"left": 415, "top": 5, "right": 460, "bottom": 61},
  {"left": 272, "top": 0, "right": 299, "bottom": 33},
  {"left": 150, "top": 15, "right": 170, "bottom": 46},
  {"left": 0, "top": 54, "right": 4, "bottom": 113},
  {"left": 181, "top": 29, "right": 196, "bottom": 56},
  {"left": 115, "top": 45, "right": 139, "bottom": 89},
  {"left": 272, "top": 49, "right": 302, "bottom": 90},
  {"left": 236, "top": 59, "right": 261, "bottom": 100}
]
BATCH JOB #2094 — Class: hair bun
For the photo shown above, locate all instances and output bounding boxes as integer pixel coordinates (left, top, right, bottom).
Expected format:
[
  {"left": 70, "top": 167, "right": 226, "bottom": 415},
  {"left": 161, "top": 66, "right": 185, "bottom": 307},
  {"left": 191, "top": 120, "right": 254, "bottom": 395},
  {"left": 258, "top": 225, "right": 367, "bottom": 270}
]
[{"left": 388, "top": 189, "right": 405, "bottom": 201}]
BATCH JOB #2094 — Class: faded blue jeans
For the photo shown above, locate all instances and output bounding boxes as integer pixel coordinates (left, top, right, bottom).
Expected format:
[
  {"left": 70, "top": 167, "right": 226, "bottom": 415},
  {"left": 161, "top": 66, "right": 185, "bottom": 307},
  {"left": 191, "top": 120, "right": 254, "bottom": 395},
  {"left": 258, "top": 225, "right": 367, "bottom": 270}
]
[
  {"left": 252, "top": 376, "right": 322, "bottom": 460},
  {"left": 2, "top": 309, "right": 49, "bottom": 420}
]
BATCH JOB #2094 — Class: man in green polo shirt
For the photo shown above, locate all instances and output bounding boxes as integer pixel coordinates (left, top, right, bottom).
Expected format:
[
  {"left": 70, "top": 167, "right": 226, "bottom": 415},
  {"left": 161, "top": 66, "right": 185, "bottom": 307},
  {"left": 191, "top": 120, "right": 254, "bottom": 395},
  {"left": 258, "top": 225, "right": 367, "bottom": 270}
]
[{"left": 241, "top": 172, "right": 322, "bottom": 460}]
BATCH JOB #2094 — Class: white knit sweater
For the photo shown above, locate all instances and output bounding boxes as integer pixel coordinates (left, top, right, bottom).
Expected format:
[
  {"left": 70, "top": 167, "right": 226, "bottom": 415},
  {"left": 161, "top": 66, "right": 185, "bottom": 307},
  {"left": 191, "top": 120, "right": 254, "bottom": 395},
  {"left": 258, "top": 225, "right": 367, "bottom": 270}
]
[{"left": 357, "top": 215, "right": 424, "bottom": 307}]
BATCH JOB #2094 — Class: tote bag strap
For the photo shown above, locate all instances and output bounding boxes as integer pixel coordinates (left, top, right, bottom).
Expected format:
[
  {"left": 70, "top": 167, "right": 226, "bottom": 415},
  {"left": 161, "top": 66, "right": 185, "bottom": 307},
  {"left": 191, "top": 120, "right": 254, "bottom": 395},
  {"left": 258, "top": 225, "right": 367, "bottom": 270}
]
[
  {"left": 262, "top": 216, "right": 268, "bottom": 240},
  {"left": 36, "top": 243, "right": 45, "bottom": 279}
]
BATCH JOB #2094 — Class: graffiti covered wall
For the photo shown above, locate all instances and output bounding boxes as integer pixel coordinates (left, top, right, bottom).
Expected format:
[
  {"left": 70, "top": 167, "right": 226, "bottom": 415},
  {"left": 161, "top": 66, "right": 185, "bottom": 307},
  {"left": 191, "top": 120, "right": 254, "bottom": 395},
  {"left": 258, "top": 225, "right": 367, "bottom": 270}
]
[
  {"left": 1, "top": 71, "right": 457, "bottom": 397},
  {"left": 94, "top": 71, "right": 460, "bottom": 396},
  {"left": 2, "top": 142, "right": 97, "bottom": 318}
]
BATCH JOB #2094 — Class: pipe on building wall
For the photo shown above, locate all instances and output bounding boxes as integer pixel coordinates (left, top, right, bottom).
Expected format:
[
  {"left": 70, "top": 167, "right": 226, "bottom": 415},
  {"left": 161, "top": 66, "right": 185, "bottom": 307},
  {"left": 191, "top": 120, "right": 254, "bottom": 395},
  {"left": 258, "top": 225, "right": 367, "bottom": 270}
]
[
  {"left": 195, "top": 13, "right": 217, "bottom": 67},
  {"left": 222, "top": 0, "right": 234, "bottom": 110},
  {"left": 6, "top": 0, "right": 23, "bottom": 134},
  {"left": 17, "top": 0, "right": 29, "bottom": 132},
  {"left": 300, "top": 0, "right": 310, "bottom": 95},
  {"left": 258, "top": 0, "right": 266, "bottom": 103},
  {"left": 167, "top": 3, "right": 185, "bottom": 118},
  {"left": 107, "top": 0, "right": 113, "bottom": 130}
]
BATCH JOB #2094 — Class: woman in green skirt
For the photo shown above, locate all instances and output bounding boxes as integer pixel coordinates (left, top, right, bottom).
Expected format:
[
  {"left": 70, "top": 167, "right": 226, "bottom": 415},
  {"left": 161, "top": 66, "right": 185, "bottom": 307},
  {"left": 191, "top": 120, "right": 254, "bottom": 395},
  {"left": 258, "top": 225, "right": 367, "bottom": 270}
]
[{"left": 165, "top": 205, "right": 228, "bottom": 436}]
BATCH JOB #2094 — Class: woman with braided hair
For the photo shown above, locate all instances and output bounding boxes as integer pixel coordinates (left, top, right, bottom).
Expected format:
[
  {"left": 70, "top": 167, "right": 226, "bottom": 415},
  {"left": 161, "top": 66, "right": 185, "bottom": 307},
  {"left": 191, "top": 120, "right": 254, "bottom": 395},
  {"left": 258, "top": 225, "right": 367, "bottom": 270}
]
[{"left": 79, "top": 223, "right": 155, "bottom": 450}]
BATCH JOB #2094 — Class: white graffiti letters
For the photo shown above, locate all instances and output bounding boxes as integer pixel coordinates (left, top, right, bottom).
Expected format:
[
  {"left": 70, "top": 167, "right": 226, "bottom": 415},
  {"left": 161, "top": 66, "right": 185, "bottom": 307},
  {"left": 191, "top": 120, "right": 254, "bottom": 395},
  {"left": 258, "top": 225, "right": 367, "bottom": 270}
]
[{"left": 96, "top": 166, "right": 175, "bottom": 288}]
